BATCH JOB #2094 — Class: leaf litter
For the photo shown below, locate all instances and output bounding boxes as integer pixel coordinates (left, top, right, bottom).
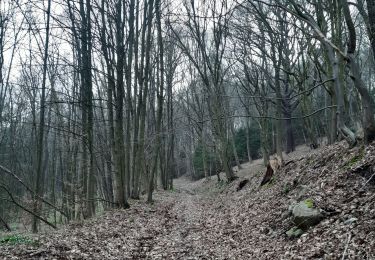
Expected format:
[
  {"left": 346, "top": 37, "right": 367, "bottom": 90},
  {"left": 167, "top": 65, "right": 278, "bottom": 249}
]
[{"left": 0, "top": 142, "right": 374, "bottom": 259}]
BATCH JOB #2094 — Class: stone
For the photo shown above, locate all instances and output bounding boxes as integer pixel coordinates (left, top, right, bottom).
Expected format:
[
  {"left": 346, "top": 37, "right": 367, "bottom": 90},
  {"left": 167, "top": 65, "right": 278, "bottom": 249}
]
[
  {"left": 344, "top": 217, "right": 358, "bottom": 225},
  {"left": 292, "top": 200, "right": 323, "bottom": 229}
]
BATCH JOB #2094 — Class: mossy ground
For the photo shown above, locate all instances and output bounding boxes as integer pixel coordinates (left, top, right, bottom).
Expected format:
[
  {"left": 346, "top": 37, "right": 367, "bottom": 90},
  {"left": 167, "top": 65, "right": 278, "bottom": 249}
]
[
  {"left": 0, "top": 234, "right": 38, "bottom": 246},
  {"left": 344, "top": 147, "right": 365, "bottom": 169}
]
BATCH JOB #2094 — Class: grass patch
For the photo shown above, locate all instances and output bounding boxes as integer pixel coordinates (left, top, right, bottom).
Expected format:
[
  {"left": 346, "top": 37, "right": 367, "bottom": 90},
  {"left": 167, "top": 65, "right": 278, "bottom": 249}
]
[
  {"left": 0, "top": 234, "right": 38, "bottom": 246},
  {"left": 345, "top": 147, "right": 365, "bottom": 169}
]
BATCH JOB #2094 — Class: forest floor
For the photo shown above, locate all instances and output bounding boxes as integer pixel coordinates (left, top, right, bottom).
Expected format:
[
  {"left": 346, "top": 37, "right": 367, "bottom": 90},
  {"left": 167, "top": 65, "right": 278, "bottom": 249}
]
[{"left": 1, "top": 142, "right": 375, "bottom": 259}]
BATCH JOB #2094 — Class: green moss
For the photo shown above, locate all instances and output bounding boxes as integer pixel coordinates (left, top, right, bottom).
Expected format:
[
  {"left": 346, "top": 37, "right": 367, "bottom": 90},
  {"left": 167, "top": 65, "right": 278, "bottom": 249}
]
[
  {"left": 0, "top": 234, "right": 38, "bottom": 246},
  {"left": 286, "top": 227, "right": 303, "bottom": 238},
  {"left": 345, "top": 147, "right": 365, "bottom": 168},
  {"left": 304, "top": 198, "right": 314, "bottom": 208},
  {"left": 286, "top": 226, "right": 304, "bottom": 238}
]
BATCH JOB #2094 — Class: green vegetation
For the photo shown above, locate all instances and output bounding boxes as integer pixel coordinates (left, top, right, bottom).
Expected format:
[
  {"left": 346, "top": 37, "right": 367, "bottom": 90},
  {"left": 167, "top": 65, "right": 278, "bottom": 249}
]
[
  {"left": 234, "top": 126, "right": 261, "bottom": 161},
  {"left": 344, "top": 147, "right": 365, "bottom": 169},
  {"left": 304, "top": 198, "right": 314, "bottom": 208},
  {"left": 192, "top": 141, "right": 221, "bottom": 180},
  {"left": 0, "top": 234, "right": 38, "bottom": 246},
  {"left": 193, "top": 125, "right": 261, "bottom": 180}
]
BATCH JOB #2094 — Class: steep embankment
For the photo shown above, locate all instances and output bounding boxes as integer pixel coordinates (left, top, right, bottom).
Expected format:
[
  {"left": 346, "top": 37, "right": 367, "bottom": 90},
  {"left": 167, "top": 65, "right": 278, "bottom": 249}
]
[{"left": 0, "top": 142, "right": 374, "bottom": 259}]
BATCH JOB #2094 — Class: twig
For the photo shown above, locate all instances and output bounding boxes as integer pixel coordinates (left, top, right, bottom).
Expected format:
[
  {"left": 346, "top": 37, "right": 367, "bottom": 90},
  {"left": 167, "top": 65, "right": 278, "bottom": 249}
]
[
  {"left": 361, "top": 171, "right": 375, "bottom": 190},
  {"left": 0, "top": 164, "right": 68, "bottom": 218},
  {"left": 0, "top": 215, "right": 11, "bottom": 232},
  {"left": 341, "top": 233, "right": 352, "bottom": 260},
  {"left": 0, "top": 185, "right": 57, "bottom": 230}
]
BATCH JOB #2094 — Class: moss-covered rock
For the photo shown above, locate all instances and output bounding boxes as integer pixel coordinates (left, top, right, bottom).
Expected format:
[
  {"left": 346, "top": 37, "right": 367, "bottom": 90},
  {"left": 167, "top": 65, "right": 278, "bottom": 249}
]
[{"left": 291, "top": 200, "right": 323, "bottom": 230}]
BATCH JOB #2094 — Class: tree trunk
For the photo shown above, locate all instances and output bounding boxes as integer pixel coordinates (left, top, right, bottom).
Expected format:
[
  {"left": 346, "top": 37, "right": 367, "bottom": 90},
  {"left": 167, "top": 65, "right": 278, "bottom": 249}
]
[
  {"left": 201, "top": 130, "right": 209, "bottom": 179},
  {"left": 366, "top": 0, "right": 375, "bottom": 63},
  {"left": 32, "top": 0, "right": 51, "bottom": 233},
  {"left": 259, "top": 120, "right": 270, "bottom": 166},
  {"left": 230, "top": 123, "right": 242, "bottom": 170},
  {"left": 274, "top": 68, "right": 284, "bottom": 164},
  {"left": 113, "top": 0, "right": 129, "bottom": 208},
  {"left": 147, "top": 0, "right": 164, "bottom": 203},
  {"left": 342, "top": 0, "right": 375, "bottom": 143},
  {"left": 246, "top": 120, "right": 253, "bottom": 163},
  {"left": 133, "top": 0, "right": 155, "bottom": 199}
]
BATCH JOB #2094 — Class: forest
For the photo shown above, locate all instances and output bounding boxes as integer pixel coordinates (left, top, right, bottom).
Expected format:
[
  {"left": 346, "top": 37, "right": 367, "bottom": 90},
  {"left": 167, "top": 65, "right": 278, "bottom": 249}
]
[{"left": 0, "top": 0, "right": 375, "bottom": 258}]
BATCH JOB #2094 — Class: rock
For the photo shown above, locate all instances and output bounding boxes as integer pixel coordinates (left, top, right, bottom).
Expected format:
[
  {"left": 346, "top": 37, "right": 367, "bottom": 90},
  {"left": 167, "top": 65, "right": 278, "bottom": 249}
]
[
  {"left": 343, "top": 217, "right": 358, "bottom": 225},
  {"left": 286, "top": 226, "right": 304, "bottom": 238},
  {"left": 288, "top": 200, "right": 297, "bottom": 214},
  {"left": 291, "top": 200, "right": 323, "bottom": 229}
]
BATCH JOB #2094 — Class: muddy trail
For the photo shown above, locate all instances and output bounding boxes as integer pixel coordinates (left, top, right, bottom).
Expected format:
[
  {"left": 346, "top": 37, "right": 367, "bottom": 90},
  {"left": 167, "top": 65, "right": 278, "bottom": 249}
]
[{"left": 1, "top": 143, "right": 375, "bottom": 259}]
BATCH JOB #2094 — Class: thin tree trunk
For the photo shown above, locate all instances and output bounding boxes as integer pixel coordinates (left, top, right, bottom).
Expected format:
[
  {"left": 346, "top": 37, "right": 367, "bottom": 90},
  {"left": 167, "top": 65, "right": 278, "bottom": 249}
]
[
  {"left": 148, "top": 0, "right": 164, "bottom": 202},
  {"left": 32, "top": 0, "right": 52, "bottom": 233},
  {"left": 343, "top": 0, "right": 375, "bottom": 143},
  {"left": 246, "top": 120, "right": 253, "bottom": 163},
  {"left": 230, "top": 123, "right": 242, "bottom": 170},
  {"left": 113, "top": 0, "right": 129, "bottom": 208},
  {"left": 366, "top": 0, "right": 375, "bottom": 63}
]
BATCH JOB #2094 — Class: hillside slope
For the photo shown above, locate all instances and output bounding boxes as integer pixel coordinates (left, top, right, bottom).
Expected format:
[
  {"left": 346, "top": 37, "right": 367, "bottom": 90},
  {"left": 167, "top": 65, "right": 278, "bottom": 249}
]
[{"left": 0, "top": 142, "right": 374, "bottom": 259}]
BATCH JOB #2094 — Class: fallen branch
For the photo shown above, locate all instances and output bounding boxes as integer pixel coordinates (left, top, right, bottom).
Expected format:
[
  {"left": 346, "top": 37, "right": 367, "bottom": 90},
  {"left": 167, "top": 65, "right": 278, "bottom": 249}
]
[
  {"left": 0, "top": 185, "right": 57, "bottom": 230},
  {"left": 361, "top": 171, "right": 375, "bottom": 189},
  {"left": 0, "top": 164, "right": 68, "bottom": 218},
  {"left": 341, "top": 233, "right": 352, "bottom": 260},
  {"left": 0, "top": 215, "right": 11, "bottom": 232}
]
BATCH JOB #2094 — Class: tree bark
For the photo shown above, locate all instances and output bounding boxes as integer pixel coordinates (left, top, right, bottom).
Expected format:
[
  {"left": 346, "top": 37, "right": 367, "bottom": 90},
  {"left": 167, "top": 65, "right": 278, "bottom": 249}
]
[
  {"left": 342, "top": 0, "right": 375, "bottom": 144},
  {"left": 366, "top": 0, "right": 375, "bottom": 63},
  {"left": 246, "top": 120, "right": 253, "bottom": 164},
  {"left": 148, "top": 0, "right": 164, "bottom": 202},
  {"left": 32, "top": 0, "right": 52, "bottom": 233}
]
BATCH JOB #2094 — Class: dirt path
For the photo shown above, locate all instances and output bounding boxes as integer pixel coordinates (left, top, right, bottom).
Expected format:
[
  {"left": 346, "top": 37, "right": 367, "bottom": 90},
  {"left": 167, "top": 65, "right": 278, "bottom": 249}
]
[
  {"left": 0, "top": 145, "right": 310, "bottom": 259},
  {"left": 137, "top": 175, "right": 264, "bottom": 259},
  {"left": 3, "top": 144, "right": 373, "bottom": 259},
  {"left": 0, "top": 176, "right": 236, "bottom": 259}
]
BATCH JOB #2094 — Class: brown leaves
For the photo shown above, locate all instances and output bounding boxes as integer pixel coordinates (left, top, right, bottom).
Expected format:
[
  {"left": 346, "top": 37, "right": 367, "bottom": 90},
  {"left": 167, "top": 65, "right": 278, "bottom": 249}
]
[{"left": 1, "top": 143, "right": 375, "bottom": 259}]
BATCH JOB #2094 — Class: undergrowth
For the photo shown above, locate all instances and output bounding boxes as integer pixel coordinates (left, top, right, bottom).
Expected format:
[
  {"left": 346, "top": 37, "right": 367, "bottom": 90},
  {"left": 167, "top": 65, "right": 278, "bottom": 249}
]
[{"left": 0, "top": 234, "right": 38, "bottom": 246}]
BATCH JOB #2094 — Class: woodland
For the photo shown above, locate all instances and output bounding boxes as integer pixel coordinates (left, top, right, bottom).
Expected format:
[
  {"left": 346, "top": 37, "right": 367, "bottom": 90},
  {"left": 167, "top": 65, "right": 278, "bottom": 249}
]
[{"left": 0, "top": 0, "right": 375, "bottom": 258}]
